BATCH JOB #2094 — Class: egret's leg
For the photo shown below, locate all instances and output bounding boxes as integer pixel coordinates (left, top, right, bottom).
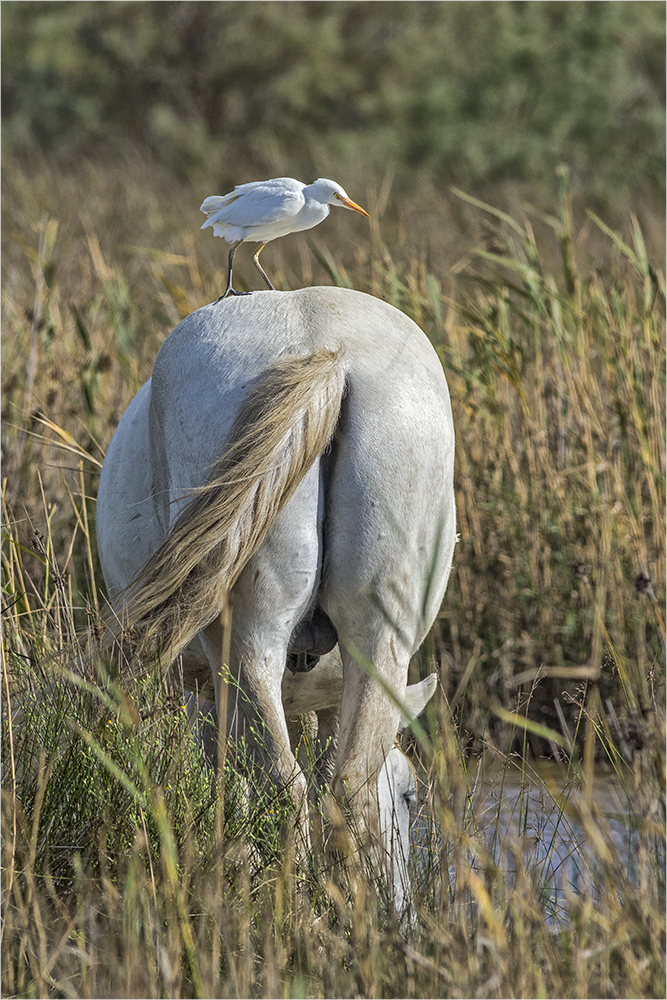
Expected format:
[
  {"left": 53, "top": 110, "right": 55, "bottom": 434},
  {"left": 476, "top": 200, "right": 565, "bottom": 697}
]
[
  {"left": 252, "top": 243, "right": 277, "bottom": 291},
  {"left": 218, "top": 241, "right": 248, "bottom": 300}
]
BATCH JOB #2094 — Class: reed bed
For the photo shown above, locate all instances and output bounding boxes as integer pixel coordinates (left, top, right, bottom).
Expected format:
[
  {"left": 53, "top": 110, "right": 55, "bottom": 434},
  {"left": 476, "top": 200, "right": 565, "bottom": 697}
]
[{"left": 2, "top": 156, "right": 665, "bottom": 997}]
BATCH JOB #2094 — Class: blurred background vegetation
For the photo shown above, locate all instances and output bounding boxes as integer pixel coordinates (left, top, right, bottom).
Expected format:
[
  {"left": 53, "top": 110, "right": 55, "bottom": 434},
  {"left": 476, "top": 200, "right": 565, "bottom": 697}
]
[{"left": 3, "top": 0, "right": 665, "bottom": 214}]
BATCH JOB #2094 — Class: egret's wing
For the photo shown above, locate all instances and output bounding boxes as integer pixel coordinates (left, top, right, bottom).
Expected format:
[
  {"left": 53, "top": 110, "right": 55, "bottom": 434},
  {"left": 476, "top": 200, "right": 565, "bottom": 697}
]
[
  {"left": 201, "top": 178, "right": 306, "bottom": 227},
  {"left": 223, "top": 182, "right": 305, "bottom": 228},
  {"left": 230, "top": 177, "right": 303, "bottom": 198}
]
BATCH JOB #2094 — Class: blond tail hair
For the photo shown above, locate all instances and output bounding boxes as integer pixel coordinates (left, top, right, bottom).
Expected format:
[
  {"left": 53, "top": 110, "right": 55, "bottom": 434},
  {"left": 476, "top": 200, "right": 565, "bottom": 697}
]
[{"left": 113, "top": 348, "right": 346, "bottom": 662}]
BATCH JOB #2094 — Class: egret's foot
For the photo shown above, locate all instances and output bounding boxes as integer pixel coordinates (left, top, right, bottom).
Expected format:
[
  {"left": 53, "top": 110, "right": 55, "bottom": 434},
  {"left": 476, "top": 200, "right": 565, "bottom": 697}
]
[{"left": 216, "top": 288, "right": 253, "bottom": 302}]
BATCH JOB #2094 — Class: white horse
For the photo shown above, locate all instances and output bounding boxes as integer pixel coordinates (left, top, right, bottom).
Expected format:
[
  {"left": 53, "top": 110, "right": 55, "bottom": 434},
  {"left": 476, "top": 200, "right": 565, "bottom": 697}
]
[{"left": 96, "top": 286, "right": 456, "bottom": 901}]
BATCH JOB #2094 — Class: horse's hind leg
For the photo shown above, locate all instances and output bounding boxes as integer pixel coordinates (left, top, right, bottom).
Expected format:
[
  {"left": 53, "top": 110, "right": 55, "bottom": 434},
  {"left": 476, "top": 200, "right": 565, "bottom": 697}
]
[
  {"left": 331, "top": 634, "right": 406, "bottom": 808},
  {"left": 200, "top": 467, "right": 324, "bottom": 849},
  {"left": 199, "top": 613, "right": 311, "bottom": 849}
]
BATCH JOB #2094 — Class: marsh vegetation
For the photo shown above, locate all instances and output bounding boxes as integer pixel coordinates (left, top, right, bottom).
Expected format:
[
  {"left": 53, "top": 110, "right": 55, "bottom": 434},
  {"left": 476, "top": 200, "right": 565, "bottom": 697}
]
[{"left": 2, "top": 4, "right": 665, "bottom": 996}]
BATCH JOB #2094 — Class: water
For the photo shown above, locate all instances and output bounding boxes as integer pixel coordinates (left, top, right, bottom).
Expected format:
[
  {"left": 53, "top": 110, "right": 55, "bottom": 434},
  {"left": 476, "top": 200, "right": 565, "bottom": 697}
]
[{"left": 411, "top": 758, "right": 664, "bottom": 926}]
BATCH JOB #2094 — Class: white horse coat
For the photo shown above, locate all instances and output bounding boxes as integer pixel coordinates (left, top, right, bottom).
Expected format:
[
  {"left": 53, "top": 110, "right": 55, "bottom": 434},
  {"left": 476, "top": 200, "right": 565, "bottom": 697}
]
[{"left": 96, "top": 287, "right": 455, "bottom": 885}]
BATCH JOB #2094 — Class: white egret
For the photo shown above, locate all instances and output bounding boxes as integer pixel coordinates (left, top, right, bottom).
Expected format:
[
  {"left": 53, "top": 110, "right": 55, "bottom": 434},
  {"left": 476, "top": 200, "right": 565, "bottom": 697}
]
[{"left": 200, "top": 177, "right": 369, "bottom": 298}]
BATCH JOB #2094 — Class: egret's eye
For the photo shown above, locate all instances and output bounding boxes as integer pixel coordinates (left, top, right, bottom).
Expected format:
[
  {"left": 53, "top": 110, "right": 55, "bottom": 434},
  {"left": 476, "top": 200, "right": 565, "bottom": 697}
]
[{"left": 333, "top": 192, "right": 342, "bottom": 200}]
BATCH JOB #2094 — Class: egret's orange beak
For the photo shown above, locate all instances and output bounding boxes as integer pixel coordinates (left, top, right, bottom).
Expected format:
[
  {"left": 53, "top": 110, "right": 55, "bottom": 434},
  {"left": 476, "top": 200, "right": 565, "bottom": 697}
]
[{"left": 334, "top": 193, "right": 369, "bottom": 217}]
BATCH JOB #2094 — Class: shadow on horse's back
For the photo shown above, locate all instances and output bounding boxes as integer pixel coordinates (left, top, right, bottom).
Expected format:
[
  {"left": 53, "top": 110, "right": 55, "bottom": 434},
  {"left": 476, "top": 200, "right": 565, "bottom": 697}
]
[{"left": 96, "top": 286, "right": 456, "bottom": 851}]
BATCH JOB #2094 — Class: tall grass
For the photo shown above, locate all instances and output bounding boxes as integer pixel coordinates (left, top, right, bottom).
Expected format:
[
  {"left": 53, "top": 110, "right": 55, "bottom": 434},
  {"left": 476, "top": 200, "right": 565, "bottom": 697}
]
[
  {"left": 429, "top": 177, "right": 665, "bottom": 756},
  {"left": 2, "top": 490, "right": 664, "bottom": 998},
  {"left": 2, "top": 157, "right": 665, "bottom": 997}
]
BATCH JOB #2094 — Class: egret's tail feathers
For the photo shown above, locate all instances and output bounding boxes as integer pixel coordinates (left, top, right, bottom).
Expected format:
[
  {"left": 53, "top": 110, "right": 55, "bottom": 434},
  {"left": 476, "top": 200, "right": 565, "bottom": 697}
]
[
  {"left": 200, "top": 193, "right": 243, "bottom": 229},
  {"left": 200, "top": 195, "right": 229, "bottom": 215},
  {"left": 115, "top": 349, "right": 346, "bottom": 663}
]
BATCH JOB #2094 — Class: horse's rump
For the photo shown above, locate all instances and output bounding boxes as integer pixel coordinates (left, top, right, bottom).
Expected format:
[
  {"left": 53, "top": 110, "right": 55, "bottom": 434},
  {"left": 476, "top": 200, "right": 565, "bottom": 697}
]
[{"left": 113, "top": 347, "right": 346, "bottom": 662}]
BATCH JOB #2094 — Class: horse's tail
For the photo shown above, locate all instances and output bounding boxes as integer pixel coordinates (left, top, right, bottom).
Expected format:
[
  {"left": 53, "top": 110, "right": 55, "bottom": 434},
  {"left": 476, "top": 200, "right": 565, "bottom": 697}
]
[{"left": 116, "top": 348, "right": 346, "bottom": 662}]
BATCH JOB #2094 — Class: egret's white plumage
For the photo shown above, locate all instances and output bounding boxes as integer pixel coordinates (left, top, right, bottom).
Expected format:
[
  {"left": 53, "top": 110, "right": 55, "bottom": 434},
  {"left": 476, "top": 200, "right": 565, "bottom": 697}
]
[{"left": 200, "top": 177, "right": 369, "bottom": 297}]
